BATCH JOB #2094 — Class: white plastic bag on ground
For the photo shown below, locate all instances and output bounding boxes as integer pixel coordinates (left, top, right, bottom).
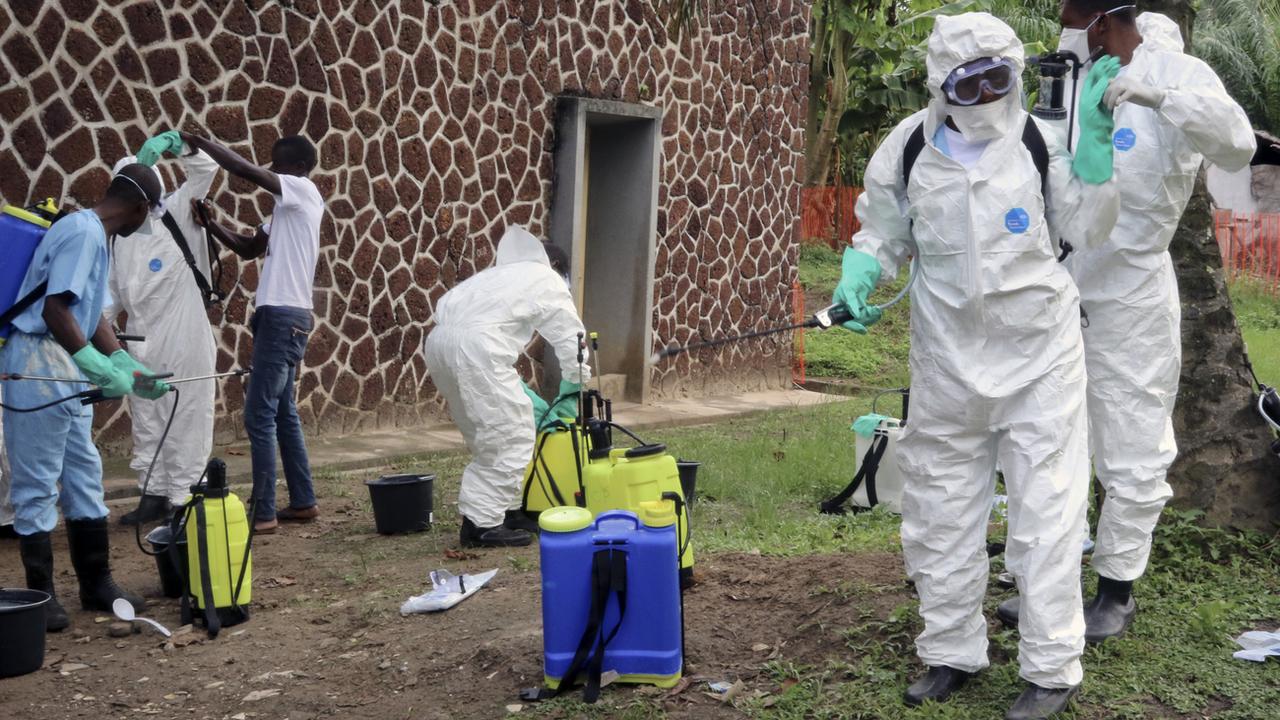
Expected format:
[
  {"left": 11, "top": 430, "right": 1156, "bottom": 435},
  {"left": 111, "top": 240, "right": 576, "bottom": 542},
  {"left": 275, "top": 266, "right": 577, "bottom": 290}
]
[
  {"left": 400, "top": 568, "right": 498, "bottom": 615},
  {"left": 1234, "top": 630, "right": 1280, "bottom": 662}
]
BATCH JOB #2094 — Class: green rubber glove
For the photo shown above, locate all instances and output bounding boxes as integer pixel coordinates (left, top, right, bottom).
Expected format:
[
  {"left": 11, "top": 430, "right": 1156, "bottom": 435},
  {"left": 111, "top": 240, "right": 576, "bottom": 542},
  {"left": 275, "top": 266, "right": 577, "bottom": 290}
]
[
  {"left": 538, "top": 380, "right": 581, "bottom": 431},
  {"left": 136, "top": 130, "right": 185, "bottom": 166},
  {"left": 832, "top": 248, "right": 883, "bottom": 334},
  {"left": 1072, "top": 56, "right": 1122, "bottom": 185},
  {"left": 109, "top": 350, "right": 171, "bottom": 400},
  {"left": 852, "top": 413, "right": 890, "bottom": 438},
  {"left": 521, "top": 380, "right": 551, "bottom": 427},
  {"left": 71, "top": 346, "right": 134, "bottom": 398}
]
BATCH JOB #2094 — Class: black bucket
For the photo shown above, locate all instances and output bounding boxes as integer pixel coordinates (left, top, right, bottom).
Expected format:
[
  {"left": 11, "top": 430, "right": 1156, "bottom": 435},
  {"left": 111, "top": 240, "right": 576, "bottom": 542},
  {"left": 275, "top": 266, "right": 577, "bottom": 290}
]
[
  {"left": 366, "top": 474, "right": 435, "bottom": 534},
  {"left": 0, "top": 588, "right": 50, "bottom": 678},
  {"left": 146, "top": 525, "right": 189, "bottom": 599},
  {"left": 676, "top": 460, "right": 700, "bottom": 506}
]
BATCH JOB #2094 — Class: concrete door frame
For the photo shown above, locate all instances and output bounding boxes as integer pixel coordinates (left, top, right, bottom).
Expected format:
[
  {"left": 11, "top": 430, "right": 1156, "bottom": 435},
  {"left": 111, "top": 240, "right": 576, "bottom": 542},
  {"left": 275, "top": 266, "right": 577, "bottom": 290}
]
[{"left": 549, "top": 97, "right": 663, "bottom": 404}]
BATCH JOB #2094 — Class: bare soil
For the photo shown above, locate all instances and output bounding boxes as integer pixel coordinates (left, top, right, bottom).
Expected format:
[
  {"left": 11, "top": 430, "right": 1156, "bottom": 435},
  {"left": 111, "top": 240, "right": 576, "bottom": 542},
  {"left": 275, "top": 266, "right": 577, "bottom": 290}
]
[{"left": 0, "top": 501, "right": 912, "bottom": 719}]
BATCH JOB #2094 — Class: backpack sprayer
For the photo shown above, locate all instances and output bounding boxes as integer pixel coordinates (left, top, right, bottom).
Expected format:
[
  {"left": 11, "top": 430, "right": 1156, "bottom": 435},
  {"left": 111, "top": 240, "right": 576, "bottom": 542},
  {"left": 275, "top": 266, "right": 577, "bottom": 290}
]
[
  {"left": 1028, "top": 48, "right": 1104, "bottom": 150},
  {"left": 651, "top": 259, "right": 919, "bottom": 364}
]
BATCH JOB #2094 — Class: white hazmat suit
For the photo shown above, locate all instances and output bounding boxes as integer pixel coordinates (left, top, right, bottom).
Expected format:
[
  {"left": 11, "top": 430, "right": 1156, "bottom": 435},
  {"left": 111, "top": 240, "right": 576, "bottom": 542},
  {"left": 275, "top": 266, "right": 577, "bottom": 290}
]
[
  {"left": 423, "top": 227, "right": 590, "bottom": 529},
  {"left": 1066, "top": 13, "right": 1255, "bottom": 583},
  {"left": 852, "top": 14, "right": 1118, "bottom": 688},
  {"left": 104, "top": 152, "right": 219, "bottom": 505}
]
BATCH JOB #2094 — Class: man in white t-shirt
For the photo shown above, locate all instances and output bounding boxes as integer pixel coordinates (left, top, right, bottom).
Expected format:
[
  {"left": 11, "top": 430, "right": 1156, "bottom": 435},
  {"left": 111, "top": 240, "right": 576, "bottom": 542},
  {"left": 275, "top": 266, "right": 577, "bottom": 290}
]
[{"left": 180, "top": 132, "right": 324, "bottom": 534}]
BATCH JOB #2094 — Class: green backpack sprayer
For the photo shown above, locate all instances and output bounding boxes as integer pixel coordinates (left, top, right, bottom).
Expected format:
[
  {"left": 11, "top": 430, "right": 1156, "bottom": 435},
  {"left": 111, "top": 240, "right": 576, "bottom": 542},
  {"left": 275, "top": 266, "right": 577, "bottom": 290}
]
[{"left": 167, "top": 458, "right": 254, "bottom": 638}]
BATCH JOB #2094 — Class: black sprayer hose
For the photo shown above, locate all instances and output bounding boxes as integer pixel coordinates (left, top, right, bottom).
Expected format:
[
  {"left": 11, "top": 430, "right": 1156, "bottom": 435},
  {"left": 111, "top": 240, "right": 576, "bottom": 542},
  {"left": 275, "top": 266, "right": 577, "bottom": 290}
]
[
  {"left": 0, "top": 391, "right": 99, "bottom": 413},
  {"left": 133, "top": 388, "right": 185, "bottom": 556}
]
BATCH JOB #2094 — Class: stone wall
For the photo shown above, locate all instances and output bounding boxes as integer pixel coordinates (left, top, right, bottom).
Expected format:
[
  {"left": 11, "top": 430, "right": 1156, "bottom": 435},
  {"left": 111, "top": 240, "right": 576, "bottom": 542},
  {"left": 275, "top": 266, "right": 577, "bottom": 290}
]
[{"left": 0, "top": 0, "right": 809, "bottom": 450}]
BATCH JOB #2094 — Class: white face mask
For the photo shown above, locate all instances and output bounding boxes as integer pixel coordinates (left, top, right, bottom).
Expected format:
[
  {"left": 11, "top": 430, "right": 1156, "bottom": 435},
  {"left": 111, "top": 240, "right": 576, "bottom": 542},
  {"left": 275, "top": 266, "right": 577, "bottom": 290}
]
[
  {"left": 948, "top": 94, "right": 1016, "bottom": 143},
  {"left": 1057, "top": 27, "right": 1091, "bottom": 63}
]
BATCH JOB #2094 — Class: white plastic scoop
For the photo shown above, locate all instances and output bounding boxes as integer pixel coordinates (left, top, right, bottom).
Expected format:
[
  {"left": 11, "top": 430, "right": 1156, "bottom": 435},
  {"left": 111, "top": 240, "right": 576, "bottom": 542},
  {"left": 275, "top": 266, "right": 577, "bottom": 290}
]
[{"left": 112, "top": 598, "right": 172, "bottom": 637}]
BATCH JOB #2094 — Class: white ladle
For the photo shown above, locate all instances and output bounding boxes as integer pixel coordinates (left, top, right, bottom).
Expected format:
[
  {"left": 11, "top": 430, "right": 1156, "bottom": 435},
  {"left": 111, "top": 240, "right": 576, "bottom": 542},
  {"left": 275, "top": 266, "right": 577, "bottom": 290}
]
[{"left": 112, "top": 598, "right": 172, "bottom": 637}]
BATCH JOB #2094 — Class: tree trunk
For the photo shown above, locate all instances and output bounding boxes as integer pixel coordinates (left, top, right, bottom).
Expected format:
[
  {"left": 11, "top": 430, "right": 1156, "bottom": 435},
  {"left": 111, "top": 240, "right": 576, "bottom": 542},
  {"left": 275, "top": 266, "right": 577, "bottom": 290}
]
[
  {"left": 803, "top": 27, "right": 846, "bottom": 188},
  {"left": 1166, "top": 176, "right": 1280, "bottom": 530},
  {"left": 1139, "top": 0, "right": 1280, "bottom": 531}
]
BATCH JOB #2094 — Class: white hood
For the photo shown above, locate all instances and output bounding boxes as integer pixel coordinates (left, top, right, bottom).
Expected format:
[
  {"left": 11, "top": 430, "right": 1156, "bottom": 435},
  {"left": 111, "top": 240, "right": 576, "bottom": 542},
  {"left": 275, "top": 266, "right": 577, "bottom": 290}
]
[
  {"left": 925, "top": 13, "right": 1026, "bottom": 139},
  {"left": 1137, "top": 12, "right": 1185, "bottom": 53},
  {"left": 494, "top": 225, "right": 550, "bottom": 267}
]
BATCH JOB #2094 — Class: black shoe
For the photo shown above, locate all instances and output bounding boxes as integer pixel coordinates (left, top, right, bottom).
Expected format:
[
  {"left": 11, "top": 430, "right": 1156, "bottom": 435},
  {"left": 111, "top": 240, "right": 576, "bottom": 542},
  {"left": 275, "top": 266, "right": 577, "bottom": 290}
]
[
  {"left": 65, "top": 518, "right": 146, "bottom": 612},
  {"left": 997, "top": 596, "right": 1021, "bottom": 629},
  {"left": 1005, "top": 683, "right": 1079, "bottom": 720},
  {"left": 1083, "top": 576, "right": 1136, "bottom": 643},
  {"left": 504, "top": 510, "right": 540, "bottom": 533},
  {"left": 904, "top": 665, "right": 974, "bottom": 706},
  {"left": 119, "top": 495, "right": 173, "bottom": 527},
  {"left": 460, "top": 517, "right": 532, "bottom": 548},
  {"left": 18, "top": 531, "right": 70, "bottom": 632}
]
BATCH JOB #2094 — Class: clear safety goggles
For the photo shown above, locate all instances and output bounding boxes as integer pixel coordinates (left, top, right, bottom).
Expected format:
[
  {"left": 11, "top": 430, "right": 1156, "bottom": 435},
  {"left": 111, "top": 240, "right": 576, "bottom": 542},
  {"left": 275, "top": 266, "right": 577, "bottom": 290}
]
[{"left": 941, "top": 57, "right": 1018, "bottom": 106}]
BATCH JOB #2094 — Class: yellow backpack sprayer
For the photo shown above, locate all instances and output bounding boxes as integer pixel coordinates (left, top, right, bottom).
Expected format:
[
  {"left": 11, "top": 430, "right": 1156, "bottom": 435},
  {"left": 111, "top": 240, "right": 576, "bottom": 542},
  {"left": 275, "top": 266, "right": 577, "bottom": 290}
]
[
  {"left": 520, "top": 333, "right": 697, "bottom": 586},
  {"left": 168, "top": 458, "right": 253, "bottom": 638}
]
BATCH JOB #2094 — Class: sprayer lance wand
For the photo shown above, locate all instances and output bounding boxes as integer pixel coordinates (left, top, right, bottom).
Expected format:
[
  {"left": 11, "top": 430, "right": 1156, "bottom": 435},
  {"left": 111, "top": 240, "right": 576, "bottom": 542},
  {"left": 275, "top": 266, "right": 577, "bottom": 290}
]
[{"left": 651, "top": 303, "right": 855, "bottom": 364}]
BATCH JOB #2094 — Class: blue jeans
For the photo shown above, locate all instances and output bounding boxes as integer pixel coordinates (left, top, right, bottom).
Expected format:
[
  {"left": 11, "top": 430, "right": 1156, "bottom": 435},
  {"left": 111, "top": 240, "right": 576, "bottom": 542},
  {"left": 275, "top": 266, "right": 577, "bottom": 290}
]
[{"left": 245, "top": 306, "right": 314, "bottom": 522}]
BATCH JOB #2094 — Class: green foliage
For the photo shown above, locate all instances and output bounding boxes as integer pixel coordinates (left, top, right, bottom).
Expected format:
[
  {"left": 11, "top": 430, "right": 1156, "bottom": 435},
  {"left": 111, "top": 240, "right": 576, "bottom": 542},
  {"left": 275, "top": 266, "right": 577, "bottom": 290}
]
[{"left": 1195, "top": 0, "right": 1280, "bottom": 135}]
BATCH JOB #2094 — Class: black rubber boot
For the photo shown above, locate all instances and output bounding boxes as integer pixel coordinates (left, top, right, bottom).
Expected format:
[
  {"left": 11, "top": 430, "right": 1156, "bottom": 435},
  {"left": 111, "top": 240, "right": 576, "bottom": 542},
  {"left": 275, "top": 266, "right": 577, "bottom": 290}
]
[
  {"left": 904, "top": 665, "right": 974, "bottom": 706},
  {"left": 65, "top": 518, "right": 146, "bottom": 612},
  {"left": 996, "top": 596, "right": 1021, "bottom": 629},
  {"left": 503, "top": 509, "right": 540, "bottom": 533},
  {"left": 0, "top": 524, "right": 19, "bottom": 540},
  {"left": 18, "top": 532, "right": 70, "bottom": 632},
  {"left": 1005, "top": 683, "right": 1079, "bottom": 720},
  {"left": 1083, "top": 576, "right": 1136, "bottom": 643},
  {"left": 119, "top": 494, "right": 173, "bottom": 527},
  {"left": 460, "top": 517, "right": 532, "bottom": 548}
]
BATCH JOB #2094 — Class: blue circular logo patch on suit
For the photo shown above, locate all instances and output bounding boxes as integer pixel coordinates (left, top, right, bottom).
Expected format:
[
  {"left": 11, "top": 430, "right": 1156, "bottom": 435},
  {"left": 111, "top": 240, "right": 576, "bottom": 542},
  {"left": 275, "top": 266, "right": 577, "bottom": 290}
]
[
  {"left": 1113, "top": 128, "right": 1137, "bottom": 151},
  {"left": 149, "top": 258, "right": 163, "bottom": 272},
  {"left": 1005, "top": 208, "right": 1030, "bottom": 234}
]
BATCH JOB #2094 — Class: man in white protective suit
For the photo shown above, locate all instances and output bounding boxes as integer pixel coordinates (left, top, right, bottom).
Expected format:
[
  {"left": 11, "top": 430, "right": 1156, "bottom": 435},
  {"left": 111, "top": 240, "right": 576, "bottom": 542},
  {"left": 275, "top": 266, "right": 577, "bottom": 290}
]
[
  {"left": 832, "top": 13, "right": 1121, "bottom": 719},
  {"left": 423, "top": 226, "right": 591, "bottom": 549},
  {"left": 105, "top": 140, "right": 220, "bottom": 526},
  {"left": 997, "top": 2, "right": 1255, "bottom": 645}
]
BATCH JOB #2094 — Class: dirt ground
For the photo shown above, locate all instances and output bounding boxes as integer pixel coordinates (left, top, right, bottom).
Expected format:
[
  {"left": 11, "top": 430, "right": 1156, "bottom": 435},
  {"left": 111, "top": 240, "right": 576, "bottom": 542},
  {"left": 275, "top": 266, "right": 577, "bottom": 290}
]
[{"left": 0, "top": 498, "right": 912, "bottom": 719}]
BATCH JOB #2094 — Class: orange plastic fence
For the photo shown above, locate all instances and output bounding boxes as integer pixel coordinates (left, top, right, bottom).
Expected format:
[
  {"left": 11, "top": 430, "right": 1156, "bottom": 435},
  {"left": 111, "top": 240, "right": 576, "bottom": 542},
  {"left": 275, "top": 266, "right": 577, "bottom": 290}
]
[
  {"left": 801, "top": 186, "right": 862, "bottom": 249},
  {"left": 1214, "top": 210, "right": 1280, "bottom": 295}
]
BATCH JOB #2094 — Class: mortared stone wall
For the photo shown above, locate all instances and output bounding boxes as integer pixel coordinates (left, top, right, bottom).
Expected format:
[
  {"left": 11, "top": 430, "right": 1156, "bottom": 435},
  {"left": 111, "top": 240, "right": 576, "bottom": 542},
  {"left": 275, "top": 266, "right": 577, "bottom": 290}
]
[{"left": 0, "top": 0, "right": 809, "bottom": 451}]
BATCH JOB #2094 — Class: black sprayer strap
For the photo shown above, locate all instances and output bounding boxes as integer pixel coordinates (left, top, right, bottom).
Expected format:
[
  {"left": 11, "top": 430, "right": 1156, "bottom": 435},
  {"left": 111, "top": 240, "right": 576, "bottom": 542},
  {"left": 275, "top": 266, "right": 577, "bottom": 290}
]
[
  {"left": 521, "top": 433, "right": 550, "bottom": 512},
  {"left": 819, "top": 433, "right": 889, "bottom": 515},
  {"left": 569, "top": 424, "right": 586, "bottom": 506},
  {"left": 171, "top": 503, "right": 194, "bottom": 628},
  {"left": 521, "top": 548, "right": 628, "bottom": 704},
  {"left": 902, "top": 124, "right": 927, "bottom": 194},
  {"left": 0, "top": 281, "right": 48, "bottom": 332},
  {"left": 193, "top": 499, "right": 222, "bottom": 638},
  {"left": 902, "top": 120, "right": 1063, "bottom": 260},
  {"left": 160, "top": 211, "right": 224, "bottom": 307}
]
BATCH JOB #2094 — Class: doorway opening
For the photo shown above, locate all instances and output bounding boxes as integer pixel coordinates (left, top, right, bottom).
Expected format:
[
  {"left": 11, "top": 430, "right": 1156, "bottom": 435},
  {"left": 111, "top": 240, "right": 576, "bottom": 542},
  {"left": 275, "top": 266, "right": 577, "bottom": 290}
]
[{"left": 548, "top": 98, "right": 662, "bottom": 403}]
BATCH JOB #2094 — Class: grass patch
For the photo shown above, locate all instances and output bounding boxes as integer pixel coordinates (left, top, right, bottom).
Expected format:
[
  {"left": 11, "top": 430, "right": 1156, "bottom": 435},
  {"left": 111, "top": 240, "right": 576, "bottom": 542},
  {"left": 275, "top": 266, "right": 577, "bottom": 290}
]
[
  {"left": 1231, "top": 277, "right": 1280, "bottom": 383},
  {"left": 798, "top": 242, "right": 912, "bottom": 385}
]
